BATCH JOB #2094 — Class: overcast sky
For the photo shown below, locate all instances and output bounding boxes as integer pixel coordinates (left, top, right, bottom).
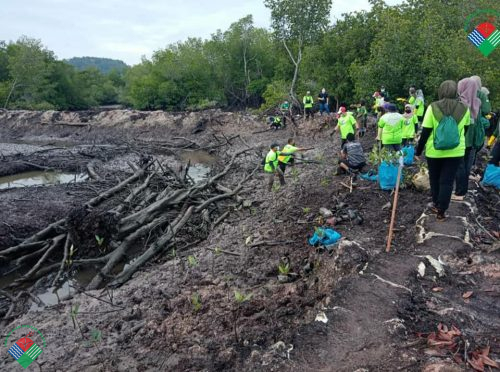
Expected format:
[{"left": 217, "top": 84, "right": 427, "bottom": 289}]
[{"left": 2, "top": 0, "right": 402, "bottom": 66}]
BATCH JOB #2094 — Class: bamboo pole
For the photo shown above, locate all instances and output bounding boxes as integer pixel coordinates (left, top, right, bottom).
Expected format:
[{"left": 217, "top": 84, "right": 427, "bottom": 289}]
[{"left": 386, "top": 163, "right": 403, "bottom": 252}]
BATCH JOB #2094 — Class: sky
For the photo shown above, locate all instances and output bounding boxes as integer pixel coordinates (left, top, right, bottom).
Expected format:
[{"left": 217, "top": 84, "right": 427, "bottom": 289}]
[{"left": 1, "top": 0, "right": 402, "bottom": 66}]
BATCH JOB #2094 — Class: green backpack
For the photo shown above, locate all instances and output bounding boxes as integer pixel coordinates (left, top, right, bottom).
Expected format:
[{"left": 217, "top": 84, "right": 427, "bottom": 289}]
[
  {"left": 432, "top": 104, "right": 460, "bottom": 150},
  {"left": 473, "top": 116, "right": 490, "bottom": 149}
]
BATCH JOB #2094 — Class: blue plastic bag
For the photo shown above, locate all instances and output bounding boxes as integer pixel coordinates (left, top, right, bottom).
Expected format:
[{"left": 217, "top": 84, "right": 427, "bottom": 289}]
[
  {"left": 308, "top": 227, "right": 341, "bottom": 247},
  {"left": 482, "top": 164, "right": 500, "bottom": 189},
  {"left": 378, "top": 162, "right": 400, "bottom": 190},
  {"left": 402, "top": 145, "right": 414, "bottom": 165},
  {"left": 360, "top": 172, "right": 378, "bottom": 182}
]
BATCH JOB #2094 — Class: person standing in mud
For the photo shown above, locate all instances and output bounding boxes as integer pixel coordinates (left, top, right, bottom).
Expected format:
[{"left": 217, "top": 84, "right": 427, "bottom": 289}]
[
  {"left": 333, "top": 106, "right": 358, "bottom": 147},
  {"left": 303, "top": 91, "right": 314, "bottom": 120},
  {"left": 377, "top": 103, "right": 404, "bottom": 152},
  {"left": 415, "top": 80, "right": 470, "bottom": 221},
  {"left": 317, "top": 88, "right": 330, "bottom": 116},
  {"left": 264, "top": 143, "right": 285, "bottom": 191},
  {"left": 278, "top": 138, "right": 309, "bottom": 173},
  {"left": 402, "top": 104, "right": 417, "bottom": 146}
]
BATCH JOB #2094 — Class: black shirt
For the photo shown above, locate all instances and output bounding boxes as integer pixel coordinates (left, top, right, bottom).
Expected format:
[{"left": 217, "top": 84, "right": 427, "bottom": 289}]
[{"left": 318, "top": 92, "right": 329, "bottom": 103}]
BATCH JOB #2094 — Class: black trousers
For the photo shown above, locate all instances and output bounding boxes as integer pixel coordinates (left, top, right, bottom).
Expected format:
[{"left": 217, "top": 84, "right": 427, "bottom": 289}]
[
  {"left": 490, "top": 142, "right": 500, "bottom": 165},
  {"left": 427, "top": 157, "right": 462, "bottom": 213}
]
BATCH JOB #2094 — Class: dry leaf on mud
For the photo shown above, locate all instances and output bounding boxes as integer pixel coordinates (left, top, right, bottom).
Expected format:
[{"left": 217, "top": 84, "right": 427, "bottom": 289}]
[
  {"left": 426, "top": 324, "right": 462, "bottom": 351},
  {"left": 462, "top": 291, "right": 473, "bottom": 299},
  {"left": 492, "top": 231, "right": 499, "bottom": 239},
  {"left": 432, "top": 287, "right": 443, "bottom": 292}
]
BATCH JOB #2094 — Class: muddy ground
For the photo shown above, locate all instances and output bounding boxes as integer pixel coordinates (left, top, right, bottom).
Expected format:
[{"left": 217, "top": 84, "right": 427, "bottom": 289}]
[{"left": 0, "top": 109, "right": 498, "bottom": 371}]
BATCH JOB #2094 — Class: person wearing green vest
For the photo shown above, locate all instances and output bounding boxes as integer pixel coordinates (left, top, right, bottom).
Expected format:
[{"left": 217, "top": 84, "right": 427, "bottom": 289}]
[
  {"left": 356, "top": 99, "right": 368, "bottom": 137},
  {"left": 264, "top": 143, "right": 285, "bottom": 191},
  {"left": 416, "top": 80, "right": 470, "bottom": 221},
  {"left": 280, "top": 100, "right": 291, "bottom": 126},
  {"left": 377, "top": 103, "right": 404, "bottom": 151},
  {"left": 408, "top": 86, "right": 416, "bottom": 106},
  {"left": 303, "top": 91, "right": 314, "bottom": 120},
  {"left": 277, "top": 138, "right": 308, "bottom": 173},
  {"left": 402, "top": 104, "right": 418, "bottom": 146},
  {"left": 415, "top": 89, "right": 425, "bottom": 124},
  {"left": 334, "top": 106, "right": 358, "bottom": 147}
]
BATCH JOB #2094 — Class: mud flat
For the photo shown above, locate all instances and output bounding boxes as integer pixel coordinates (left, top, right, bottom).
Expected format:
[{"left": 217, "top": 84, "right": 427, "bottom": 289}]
[{"left": 0, "top": 109, "right": 498, "bottom": 371}]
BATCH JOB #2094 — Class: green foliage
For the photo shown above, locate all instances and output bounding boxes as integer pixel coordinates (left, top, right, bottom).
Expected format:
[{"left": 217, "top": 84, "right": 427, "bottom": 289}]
[
  {"left": 368, "top": 145, "right": 401, "bottom": 166},
  {"left": 278, "top": 262, "right": 290, "bottom": 275},
  {"left": 234, "top": 290, "right": 253, "bottom": 304},
  {"left": 1, "top": 0, "right": 499, "bottom": 111},
  {"left": 191, "top": 292, "right": 202, "bottom": 313},
  {"left": 95, "top": 235, "right": 104, "bottom": 246},
  {"left": 187, "top": 255, "right": 198, "bottom": 267},
  {"left": 302, "top": 207, "right": 311, "bottom": 214}
]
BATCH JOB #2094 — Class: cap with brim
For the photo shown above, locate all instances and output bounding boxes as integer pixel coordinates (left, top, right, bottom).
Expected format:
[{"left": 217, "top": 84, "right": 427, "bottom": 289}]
[{"left": 270, "top": 143, "right": 279, "bottom": 149}]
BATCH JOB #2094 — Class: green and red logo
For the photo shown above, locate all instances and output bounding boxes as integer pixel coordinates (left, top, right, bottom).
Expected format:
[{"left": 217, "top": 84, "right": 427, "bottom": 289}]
[
  {"left": 464, "top": 9, "right": 500, "bottom": 57},
  {"left": 5, "top": 325, "right": 46, "bottom": 369}
]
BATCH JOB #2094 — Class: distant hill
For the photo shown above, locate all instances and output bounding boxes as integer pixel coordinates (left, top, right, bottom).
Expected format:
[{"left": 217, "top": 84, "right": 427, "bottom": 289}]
[{"left": 66, "top": 57, "right": 128, "bottom": 74}]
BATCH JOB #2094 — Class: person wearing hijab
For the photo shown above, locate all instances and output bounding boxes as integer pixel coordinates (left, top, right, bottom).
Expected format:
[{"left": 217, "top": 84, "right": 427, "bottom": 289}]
[
  {"left": 415, "top": 89, "right": 425, "bottom": 126},
  {"left": 416, "top": 80, "right": 470, "bottom": 221},
  {"left": 453, "top": 77, "right": 481, "bottom": 200},
  {"left": 471, "top": 75, "right": 492, "bottom": 117},
  {"left": 402, "top": 104, "right": 417, "bottom": 146}
]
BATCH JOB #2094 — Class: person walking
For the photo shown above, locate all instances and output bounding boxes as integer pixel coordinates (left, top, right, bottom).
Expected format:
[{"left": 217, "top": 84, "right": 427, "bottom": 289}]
[
  {"left": 416, "top": 80, "right": 470, "bottom": 221},
  {"left": 453, "top": 77, "right": 481, "bottom": 201},
  {"left": 356, "top": 99, "right": 368, "bottom": 136},
  {"left": 415, "top": 89, "right": 425, "bottom": 126},
  {"left": 303, "top": 91, "right": 314, "bottom": 120},
  {"left": 333, "top": 106, "right": 358, "bottom": 147},
  {"left": 317, "top": 88, "right": 330, "bottom": 116},
  {"left": 377, "top": 103, "right": 404, "bottom": 152},
  {"left": 402, "top": 104, "right": 417, "bottom": 146}
]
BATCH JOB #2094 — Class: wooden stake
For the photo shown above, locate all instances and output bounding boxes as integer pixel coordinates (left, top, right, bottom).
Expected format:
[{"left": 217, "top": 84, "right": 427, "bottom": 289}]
[{"left": 386, "top": 164, "right": 403, "bottom": 252}]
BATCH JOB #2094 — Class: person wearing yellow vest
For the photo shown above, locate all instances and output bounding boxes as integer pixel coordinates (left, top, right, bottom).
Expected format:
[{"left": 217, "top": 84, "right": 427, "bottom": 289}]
[
  {"left": 264, "top": 143, "right": 285, "bottom": 191},
  {"left": 303, "top": 91, "right": 314, "bottom": 120},
  {"left": 415, "top": 89, "right": 425, "bottom": 125},
  {"left": 334, "top": 106, "right": 358, "bottom": 147},
  {"left": 415, "top": 80, "right": 470, "bottom": 221},
  {"left": 377, "top": 103, "right": 404, "bottom": 151},
  {"left": 402, "top": 104, "right": 418, "bottom": 146},
  {"left": 408, "top": 86, "right": 418, "bottom": 133},
  {"left": 277, "top": 138, "right": 308, "bottom": 173}
]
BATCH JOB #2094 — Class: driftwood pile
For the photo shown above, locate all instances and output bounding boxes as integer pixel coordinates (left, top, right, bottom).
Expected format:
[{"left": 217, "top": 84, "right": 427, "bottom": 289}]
[{"left": 0, "top": 139, "right": 257, "bottom": 322}]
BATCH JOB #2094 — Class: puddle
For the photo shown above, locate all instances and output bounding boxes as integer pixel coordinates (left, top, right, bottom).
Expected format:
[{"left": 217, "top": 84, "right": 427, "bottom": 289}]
[
  {"left": 179, "top": 150, "right": 215, "bottom": 183},
  {"left": 29, "top": 269, "right": 98, "bottom": 311},
  {"left": 180, "top": 150, "right": 217, "bottom": 165},
  {"left": 0, "top": 171, "right": 87, "bottom": 190},
  {"left": 188, "top": 165, "right": 211, "bottom": 183}
]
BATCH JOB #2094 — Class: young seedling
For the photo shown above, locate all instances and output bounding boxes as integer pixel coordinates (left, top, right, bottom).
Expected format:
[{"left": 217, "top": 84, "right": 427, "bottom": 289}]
[
  {"left": 70, "top": 303, "right": 85, "bottom": 339},
  {"left": 302, "top": 207, "right": 311, "bottom": 214},
  {"left": 278, "top": 262, "right": 290, "bottom": 275},
  {"left": 320, "top": 178, "right": 330, "bottom": 187},
  {"left": 272, "top": 183, "right": 281, "bottom": 192},
  {"left": 191, "top": 292, "right": 202, "bottom": 313},
  {"left": 66, "top": 244, "right": 76, "bottom": 266},
  {"left": 233, "top": 290, "right": 253, "bottom": 343},
  {"left": 95, "top": 235, "right": 105, "bottom": 253},
  {"left": 187, "top": 255, "right": 198, "bottom": 268}
]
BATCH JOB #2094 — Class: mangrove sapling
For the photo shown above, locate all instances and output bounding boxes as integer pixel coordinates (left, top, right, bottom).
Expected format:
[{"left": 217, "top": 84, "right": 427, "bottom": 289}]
[
  {"left": 278, "top": 262, "right": 290, "bottom": 275},
  {"left": 191, "top": 292, "right": 202, "bottom": 313},
  {"left": 233, "top": 290, "right": 253, "bottom": 343},
  {"left": 70, "top": 303, "right": 85, "bottom": 339},
  {"left": 95, "top": 235, "right": 105, "bottom": 253}
]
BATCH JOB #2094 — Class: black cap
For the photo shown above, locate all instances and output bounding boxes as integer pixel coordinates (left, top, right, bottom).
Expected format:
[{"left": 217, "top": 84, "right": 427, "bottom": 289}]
[{"left": 270, "top": 142, "right": 279, "bottom": 149}]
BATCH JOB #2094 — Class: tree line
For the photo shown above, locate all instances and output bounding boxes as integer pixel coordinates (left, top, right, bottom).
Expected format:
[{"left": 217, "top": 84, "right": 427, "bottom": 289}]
[{"left": 0, "top": 0, "right": 498, "bottom": 112}]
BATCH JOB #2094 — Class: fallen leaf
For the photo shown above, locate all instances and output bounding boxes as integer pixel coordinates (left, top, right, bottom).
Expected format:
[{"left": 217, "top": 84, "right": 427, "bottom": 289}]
[
  {"left": 432, "top": 287, "right": 443, "bottom": 292},
  {"left": 468, "top": 357, "right": 485, "bottom": 372},
  {"left": 462, "top": 291, "right": 473, "bottom": 299},
  {"left": 492, "top": 231, "right": 499, "bottom": 239}
]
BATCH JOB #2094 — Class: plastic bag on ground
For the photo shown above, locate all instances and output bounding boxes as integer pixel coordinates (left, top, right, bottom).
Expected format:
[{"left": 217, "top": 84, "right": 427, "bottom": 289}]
[
  {"left": 482, "top": 164, "right": 500, "bottom": 189},
  {"left": 412, "top": 168, "right": 430, "bottom": 191},
  {"left": 308, "top": 227, "right": 341, "bottom": 247}
]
